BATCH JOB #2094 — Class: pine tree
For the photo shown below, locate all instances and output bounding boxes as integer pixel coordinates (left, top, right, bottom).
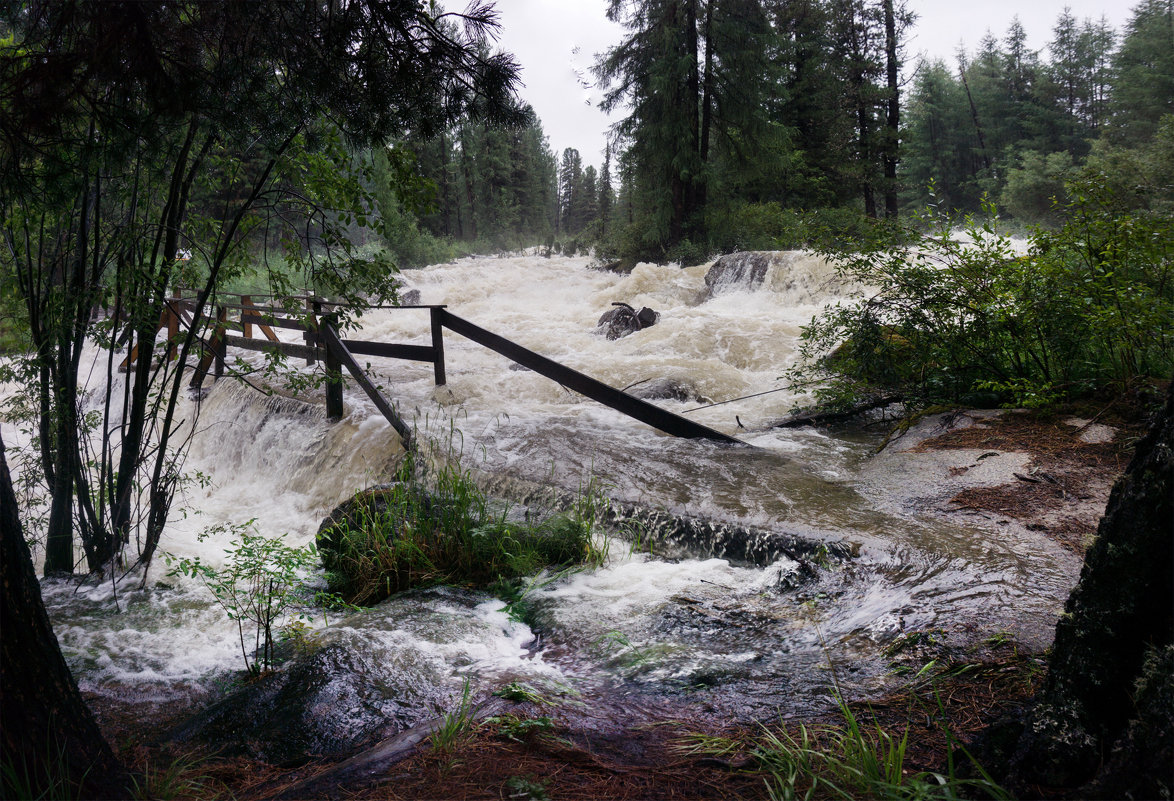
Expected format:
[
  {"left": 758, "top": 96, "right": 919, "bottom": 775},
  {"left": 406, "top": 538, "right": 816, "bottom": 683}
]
[{"left": 1109, "top": 0, "right": 1174, "bottom": 145}]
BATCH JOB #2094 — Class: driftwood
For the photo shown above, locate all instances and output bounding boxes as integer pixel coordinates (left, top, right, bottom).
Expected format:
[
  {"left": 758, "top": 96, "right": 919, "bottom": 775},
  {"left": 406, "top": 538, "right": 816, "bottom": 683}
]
[{"left": 773, "top": 395, "right": 903, "bottom": 429}]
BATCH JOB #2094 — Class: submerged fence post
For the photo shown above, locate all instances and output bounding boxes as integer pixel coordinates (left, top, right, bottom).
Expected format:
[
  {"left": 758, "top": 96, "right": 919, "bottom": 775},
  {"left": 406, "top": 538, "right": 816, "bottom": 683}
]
[
  {"left": 214, "top": 305, "right": 226, "bottom": 378},
  {"left": 430, "top": 306, "right": 446, "bottom": 386},
  {"left": 322, "top": 310, "right": 344, "bottom": 420}
]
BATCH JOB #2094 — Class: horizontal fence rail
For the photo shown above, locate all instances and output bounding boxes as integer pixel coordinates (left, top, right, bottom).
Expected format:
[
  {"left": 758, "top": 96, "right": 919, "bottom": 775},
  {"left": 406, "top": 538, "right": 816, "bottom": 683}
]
[{"left": 132, "top": 293, "right": 748, "bottom": 448}]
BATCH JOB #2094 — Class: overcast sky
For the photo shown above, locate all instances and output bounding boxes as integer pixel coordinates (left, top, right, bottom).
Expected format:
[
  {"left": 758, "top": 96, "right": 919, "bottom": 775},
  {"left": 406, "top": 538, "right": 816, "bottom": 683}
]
[{"left": 491, "top": 0, "right": 1136, "bottom": 166}]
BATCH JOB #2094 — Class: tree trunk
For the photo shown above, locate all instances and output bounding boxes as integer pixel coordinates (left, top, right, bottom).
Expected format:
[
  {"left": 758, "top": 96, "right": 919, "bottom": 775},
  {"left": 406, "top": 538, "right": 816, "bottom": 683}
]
[
  {"left": 882, "top": 0, "right": 899, "bottom": 219},
  {"left": 1001, "top": 382, "right": 1173, "bottom": 795},
  {"left": 1, "top": 435, "right": 132, "bottom": 799},
  {"left": 697, "top": 0, "right": 715, "bottom": 217}
]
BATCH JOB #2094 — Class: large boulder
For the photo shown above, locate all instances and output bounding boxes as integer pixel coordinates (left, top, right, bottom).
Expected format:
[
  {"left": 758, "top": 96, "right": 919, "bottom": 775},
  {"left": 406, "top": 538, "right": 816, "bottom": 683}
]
[
  {"left": 703, "top": 251, "right": 777, "bottom": 297},
  {"left": 596, "top": 302, "right": 659, "bottom": 340}
]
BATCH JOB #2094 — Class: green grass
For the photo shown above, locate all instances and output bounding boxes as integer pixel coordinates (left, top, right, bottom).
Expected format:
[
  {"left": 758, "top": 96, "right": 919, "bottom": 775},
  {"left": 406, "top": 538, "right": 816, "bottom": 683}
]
[
  {"left": 679, "top": 692, "right": 1009, "bottom": 801},
  {"left": 430, "top": 680, "right": 477, "bottom": 752}
]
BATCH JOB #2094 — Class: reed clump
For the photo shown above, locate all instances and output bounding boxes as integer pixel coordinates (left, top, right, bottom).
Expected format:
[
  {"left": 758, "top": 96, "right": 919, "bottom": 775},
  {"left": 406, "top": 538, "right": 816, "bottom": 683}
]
[{"left": 317, "top": 455, "right": 603, "bottom": 606}]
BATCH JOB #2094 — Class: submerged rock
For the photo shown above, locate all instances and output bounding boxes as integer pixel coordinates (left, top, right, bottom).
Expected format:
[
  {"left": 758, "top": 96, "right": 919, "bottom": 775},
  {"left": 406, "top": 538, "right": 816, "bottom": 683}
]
[
  {"left": 167, "top": 643, "right": 452, "bottom": 766},
  {"left": 596, "top": 302, "right": 659, "bottom": 340},
  {"left": 625, "top": 378, "right": 711, "bottom": 405}
]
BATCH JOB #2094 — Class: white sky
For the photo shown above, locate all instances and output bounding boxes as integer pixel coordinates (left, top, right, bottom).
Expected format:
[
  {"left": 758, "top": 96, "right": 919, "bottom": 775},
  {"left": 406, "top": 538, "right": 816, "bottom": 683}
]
[{"left": 491, "top": 0, "right": 1137, "bottom": 166}]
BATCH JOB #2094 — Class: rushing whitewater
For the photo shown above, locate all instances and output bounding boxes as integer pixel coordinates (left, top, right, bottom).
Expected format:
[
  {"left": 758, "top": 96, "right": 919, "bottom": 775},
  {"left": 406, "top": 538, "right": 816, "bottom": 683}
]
[{"left": 28, "top": 252, "right": 1080, "bottom": 725}]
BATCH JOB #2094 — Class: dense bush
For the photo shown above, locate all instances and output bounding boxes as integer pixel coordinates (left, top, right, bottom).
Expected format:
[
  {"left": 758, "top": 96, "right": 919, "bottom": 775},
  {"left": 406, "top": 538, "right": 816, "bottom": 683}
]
[
  {"left": 316, "top": 456, "right": 604, "bottom": 606},
  {"left": 789, "top": 175, "right": 1174, "bottom": 410}
]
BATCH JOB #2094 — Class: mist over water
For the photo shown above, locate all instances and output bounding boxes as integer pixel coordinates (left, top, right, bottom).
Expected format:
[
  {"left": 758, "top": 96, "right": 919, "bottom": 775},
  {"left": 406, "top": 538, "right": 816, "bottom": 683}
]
[{"left": 30, "top": 252, "right": 1080, "bottom": 722}]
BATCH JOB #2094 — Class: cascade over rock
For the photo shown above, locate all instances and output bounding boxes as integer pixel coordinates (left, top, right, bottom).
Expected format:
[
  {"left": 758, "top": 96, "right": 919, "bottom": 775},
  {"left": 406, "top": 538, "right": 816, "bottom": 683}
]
[{"left": 703, "top": 251, "right": 778, "bottom": 297}]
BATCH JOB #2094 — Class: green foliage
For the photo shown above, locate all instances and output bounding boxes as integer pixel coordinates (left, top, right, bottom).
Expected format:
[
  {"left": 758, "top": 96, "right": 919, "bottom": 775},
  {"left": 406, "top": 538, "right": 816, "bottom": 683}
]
[
  {"left": 503, "top": 775, "right": 551, "bottom": 801},
  {"left": 1108, "top": 0, "right": 1174, "bottom": 146},
  {"left": 0, "top": 742, "right": 86, "bottom": 801},
  {"left": 317, "top": 454, "right": 605, "bottom": 606},
  {"left": 128, "top": 752, "right": 218, "bottom": 801},
  {"left": 680, "top": 693, "right": 1008, "bottom": 801},
  {"left": 790, "top": 176, "right": 1174, "bottom": 410},
  {"left": 164, "top": 521, "right": 331, "bottom": 675},
  {"left": 430, "top": 679, "right": 476, "bottom": 752},
  {"left": 484, "top": 715, "right": 556, "bottom": 744},
  {"left": 999, "top": 149, "right": 1073, "bottom": 224},
  {"left": 492, "top": 681, "right": 550, "bottom": 705}
]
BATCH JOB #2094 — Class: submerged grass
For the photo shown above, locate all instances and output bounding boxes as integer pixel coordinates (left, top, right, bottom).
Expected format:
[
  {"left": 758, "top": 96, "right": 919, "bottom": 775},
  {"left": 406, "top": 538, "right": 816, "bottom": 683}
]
[{"left": 317, "top": 445, "right": 607, "bottom": 607}]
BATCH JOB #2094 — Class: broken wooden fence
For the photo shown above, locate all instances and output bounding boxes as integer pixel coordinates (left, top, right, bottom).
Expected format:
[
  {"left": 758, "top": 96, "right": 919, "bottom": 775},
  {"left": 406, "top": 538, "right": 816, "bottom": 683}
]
[{"left": 135, "top": 293, "right": 744, "bottom": 447}]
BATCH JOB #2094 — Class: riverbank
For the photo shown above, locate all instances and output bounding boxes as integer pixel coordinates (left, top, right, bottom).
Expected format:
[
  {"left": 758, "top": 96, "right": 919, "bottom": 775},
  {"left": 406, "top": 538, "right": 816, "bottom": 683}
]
[{"left": 79, "top": 401, "right": 1149, "bottom": 800}]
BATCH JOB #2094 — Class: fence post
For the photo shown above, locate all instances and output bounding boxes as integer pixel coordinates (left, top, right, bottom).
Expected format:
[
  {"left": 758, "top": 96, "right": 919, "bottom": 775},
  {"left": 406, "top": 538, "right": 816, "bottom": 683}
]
[
  {"left": 430, "top": 306, "right": 446, "bottom": 386},
  {"left": 214, "top": 305, "right": 226, "bottom": 378},
  {"left": 166, "top": 298, "right": 178, "bottom": 361},
  {"left": 304, "top": 295, "right": 317, "bottom": 366},
  {"left": 241, "top": 295, "right": 252, "bottom": 338},
  {"left": 322, "top": 311, "right": 344, "bottom": 420}
]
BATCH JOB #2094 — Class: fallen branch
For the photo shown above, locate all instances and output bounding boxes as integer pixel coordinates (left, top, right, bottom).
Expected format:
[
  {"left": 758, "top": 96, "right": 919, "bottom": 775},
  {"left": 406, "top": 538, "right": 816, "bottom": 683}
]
[{"left": 773, "top": 395, "right": 903, "bottom": 429}]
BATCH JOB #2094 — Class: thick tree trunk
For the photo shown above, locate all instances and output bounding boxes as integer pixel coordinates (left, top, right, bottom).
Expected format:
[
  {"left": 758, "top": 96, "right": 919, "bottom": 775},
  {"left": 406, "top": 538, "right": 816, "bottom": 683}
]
[
  {"left": 999, "top": 382, "right": 1173, "bottom": 795},
  {"left": 1, "top": 436, "right": 132, "bottom": 799}
]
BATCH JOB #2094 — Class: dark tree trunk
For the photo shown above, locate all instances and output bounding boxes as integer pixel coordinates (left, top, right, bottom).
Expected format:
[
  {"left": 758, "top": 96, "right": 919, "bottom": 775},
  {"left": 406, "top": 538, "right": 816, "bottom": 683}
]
[
  {"left": 882, "top": 0, "right": 899, "bottom": 219},
  {"left": 958, "top": 58, "right": 991, "bottom": 172},
  {"left": 998, "top": 382, "right": 1173, "bottom": 795},
  {"left": 1, "top": 436, "right": 132, "bottom": 799},
  {"left": 697, "top": 0, "right": 715, "bottom": 217},
  {"left": 459, "top": 130, "right": 477, "bottom": 242}
]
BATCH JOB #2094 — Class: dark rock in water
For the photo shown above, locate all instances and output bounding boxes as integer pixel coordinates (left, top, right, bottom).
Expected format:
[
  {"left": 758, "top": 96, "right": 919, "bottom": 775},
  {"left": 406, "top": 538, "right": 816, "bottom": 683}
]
[
  {"left": 704, "top": 252, "right": 776, "bottom": 297},
  {"left": 167, "top": 643, "right": 451, "bottom": 765},
  {"left": 399, "top": 289, "right": 421, "bottom": 306},
  {"left": 596, "top": 302, "right": 660, "bottom": 340},
  {"left": 626, "top": 378, "right": 711, "bottom": 405}
]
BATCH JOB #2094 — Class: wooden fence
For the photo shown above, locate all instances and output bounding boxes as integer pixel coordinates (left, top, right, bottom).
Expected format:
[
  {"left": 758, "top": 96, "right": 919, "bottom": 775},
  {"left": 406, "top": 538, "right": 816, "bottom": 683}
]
[{"left": 131, "top": 293, "right": 745, "bottom": 448}]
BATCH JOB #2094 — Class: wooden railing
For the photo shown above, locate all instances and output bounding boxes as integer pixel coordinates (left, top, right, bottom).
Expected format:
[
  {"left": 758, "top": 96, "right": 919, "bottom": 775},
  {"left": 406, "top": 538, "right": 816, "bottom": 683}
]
[{"left": 132, "top": 293, "right": 746, "bottom": 447}]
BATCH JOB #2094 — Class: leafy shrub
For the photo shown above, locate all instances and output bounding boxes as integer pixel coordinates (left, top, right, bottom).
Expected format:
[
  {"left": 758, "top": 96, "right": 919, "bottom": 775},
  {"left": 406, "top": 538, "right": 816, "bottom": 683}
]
[
  {"left": 789, "top": 178, "right": 1174, "bottom": 410},
  {"left": 165, "top": 521, "right": 332, "bottom": 674},
  {"left": 317, "top": 456, "right": 604, "bottom": 606}
]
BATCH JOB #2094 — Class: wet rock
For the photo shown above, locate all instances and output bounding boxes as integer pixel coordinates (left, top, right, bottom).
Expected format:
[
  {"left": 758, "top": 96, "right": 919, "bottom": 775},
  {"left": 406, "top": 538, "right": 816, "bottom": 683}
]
[
  {"left": 596, "top": 302, "right": 659, "bottom": 340},
  {"left": 625, "top": 378, "right": 711, "bottom": 405},
  {"left": 167, "top": 643, "right": 452, "bottom": 765},
  {"left": 399, "top": 289, "right": 421, "bottom": 306},
  {"left": 703, "top": 252, "right": 776, "bottom": 297}
]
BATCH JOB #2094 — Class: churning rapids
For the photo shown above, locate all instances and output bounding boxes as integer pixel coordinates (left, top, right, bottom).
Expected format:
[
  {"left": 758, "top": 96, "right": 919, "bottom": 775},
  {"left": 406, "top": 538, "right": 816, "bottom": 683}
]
[{"left": 24, "top": 252, "right": 1080, "bottom": 734}]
